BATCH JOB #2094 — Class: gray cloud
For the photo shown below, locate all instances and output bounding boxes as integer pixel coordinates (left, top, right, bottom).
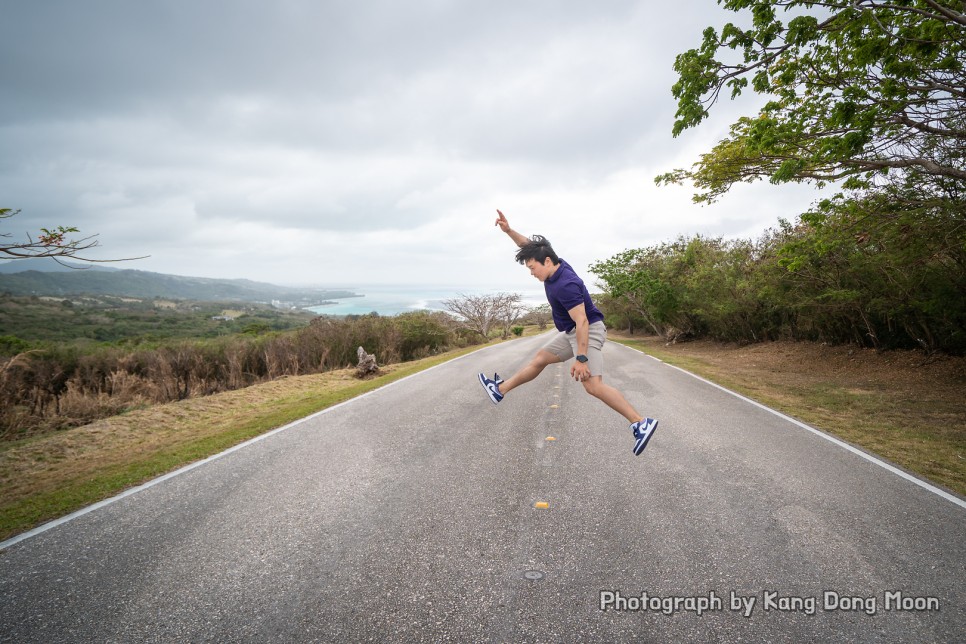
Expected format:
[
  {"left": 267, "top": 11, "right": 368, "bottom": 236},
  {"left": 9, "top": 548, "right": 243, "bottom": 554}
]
[{"left": 0, "top": 0, "right": 826, "bottom": 285}]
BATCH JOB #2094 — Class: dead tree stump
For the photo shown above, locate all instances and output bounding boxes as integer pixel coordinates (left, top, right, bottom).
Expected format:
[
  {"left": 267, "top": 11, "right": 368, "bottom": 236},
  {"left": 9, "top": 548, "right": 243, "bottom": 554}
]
[{"left": 355, "top": 346, "right": 379, "bottom": 378}]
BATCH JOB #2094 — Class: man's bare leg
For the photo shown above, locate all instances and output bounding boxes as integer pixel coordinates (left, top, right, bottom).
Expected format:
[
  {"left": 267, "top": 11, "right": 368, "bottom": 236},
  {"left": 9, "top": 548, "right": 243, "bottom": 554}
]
[
  {"left": 582, "top": 376, "right": 643, "bottom": 424},
  {"left": 499, "top": 350, "right": 562, "bottom": 395}
]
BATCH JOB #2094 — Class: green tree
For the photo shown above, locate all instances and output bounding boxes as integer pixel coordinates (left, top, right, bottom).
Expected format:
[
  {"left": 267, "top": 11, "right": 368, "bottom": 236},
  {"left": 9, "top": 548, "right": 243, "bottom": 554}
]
[
  {"left": 779, "top": 180, "right": 966, "bottom": 351},
  {"left": 650, "top": 0, "right": 965, "bottom": 353},
  {"left": 592, "top": 235, "right": 789, "bottom": 342},
  {"left": 590, "top": 248, "right": 677, "bottom": 337},
  {"left": 658, "top": 0, "right": 965, "bottom": 201}
]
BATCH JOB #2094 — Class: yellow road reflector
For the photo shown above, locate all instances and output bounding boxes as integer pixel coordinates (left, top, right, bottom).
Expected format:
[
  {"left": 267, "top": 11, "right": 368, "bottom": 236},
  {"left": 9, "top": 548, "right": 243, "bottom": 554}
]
[
  {"left": 534, "top": 501, "right": 549, "bottom": 509},
  {"left": 549, "top": 404, "right": 559, "bottom": 408},
  {"left": 545, "top": 436, "right": 556, "bottom": 441}
]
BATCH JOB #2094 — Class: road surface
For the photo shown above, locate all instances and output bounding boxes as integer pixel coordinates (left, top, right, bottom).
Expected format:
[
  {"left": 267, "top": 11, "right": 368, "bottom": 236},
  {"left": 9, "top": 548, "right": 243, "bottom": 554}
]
[{"left": 1, "top": 333, "right": 963, "bottom": 642}]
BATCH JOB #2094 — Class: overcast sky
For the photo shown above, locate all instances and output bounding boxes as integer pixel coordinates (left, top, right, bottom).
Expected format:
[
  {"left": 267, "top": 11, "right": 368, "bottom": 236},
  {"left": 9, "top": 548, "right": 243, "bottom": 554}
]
[{"left": 1, "top": 0, "right": 827, "bottom": 290}]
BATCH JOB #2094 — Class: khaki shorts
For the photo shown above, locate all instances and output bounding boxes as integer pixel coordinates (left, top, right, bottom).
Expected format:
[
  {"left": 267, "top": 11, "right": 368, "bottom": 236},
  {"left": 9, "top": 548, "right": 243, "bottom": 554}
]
[{"left": 541, "top": 321, "right": 607, "bottom": 377}]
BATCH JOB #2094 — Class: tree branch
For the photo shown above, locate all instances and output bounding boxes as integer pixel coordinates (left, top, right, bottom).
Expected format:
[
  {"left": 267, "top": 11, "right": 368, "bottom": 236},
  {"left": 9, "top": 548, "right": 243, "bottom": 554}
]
[
  {"left": 850, "top": 156, "right": 966, "bottom": 180},
  {"left": 915, "top": 0, "right": 966, "bottom": 27},
  {"left": 892, "top": 113, "right": 966, "bottom": 138}
]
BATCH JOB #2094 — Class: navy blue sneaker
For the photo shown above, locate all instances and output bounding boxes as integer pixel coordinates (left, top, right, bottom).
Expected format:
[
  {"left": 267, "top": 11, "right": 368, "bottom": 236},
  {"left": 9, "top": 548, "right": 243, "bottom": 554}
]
[
  {"left": 478, "top": 372, "right": 504, "bottom": 404},
  {"left": 630, "top": 418, "right": 659, "bottom": 455}
]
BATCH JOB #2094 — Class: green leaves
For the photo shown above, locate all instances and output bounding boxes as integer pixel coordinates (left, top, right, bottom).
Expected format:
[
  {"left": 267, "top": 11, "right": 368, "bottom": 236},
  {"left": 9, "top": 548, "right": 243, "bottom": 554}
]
[
  {"left": 773, "top": 158, "right": 806, "bottom": 182},
  {"left": 594, "top": 187, "right": 966, "bottom": 352},
  {"left": 652, "top": 1, "right": 965, "bottom": 353},
  {"left": 786, "top": 15, "right": 819, "bottom": 45},
  {"left": 662, "top": 0, "right": 966, "bottom": 199}
]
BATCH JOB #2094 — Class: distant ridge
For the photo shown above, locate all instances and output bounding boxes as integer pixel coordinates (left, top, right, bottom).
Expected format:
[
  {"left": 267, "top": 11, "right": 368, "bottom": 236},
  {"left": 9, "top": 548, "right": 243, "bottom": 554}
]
[
  {"left": 0, "top": 258, "right": 122, "bottom": 274},
  {"left": 0, "top": 263, "right": 359, "bottom": 304}
]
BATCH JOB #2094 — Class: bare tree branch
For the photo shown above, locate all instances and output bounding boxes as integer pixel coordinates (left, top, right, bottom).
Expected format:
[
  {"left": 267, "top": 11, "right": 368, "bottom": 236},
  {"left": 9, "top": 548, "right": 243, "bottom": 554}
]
[{"left": 1, "top": 208, "right": 147, "bottom": 264}]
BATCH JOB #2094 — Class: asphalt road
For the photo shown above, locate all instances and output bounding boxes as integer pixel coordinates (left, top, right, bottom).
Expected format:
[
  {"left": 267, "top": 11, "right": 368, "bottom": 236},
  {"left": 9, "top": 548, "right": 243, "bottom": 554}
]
[{"left": 1, "top": 333, "right": 964, "bottom": 642}]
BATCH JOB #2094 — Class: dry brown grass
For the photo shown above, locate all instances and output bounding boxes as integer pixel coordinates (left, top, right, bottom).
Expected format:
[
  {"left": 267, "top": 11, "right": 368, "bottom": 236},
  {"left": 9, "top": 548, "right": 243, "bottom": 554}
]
[
  {"left": 612, "top": 334, "right": 966, "bottom": 497},
  {"left": 1, "top": 369, "right": 353, "bottom": 506}
]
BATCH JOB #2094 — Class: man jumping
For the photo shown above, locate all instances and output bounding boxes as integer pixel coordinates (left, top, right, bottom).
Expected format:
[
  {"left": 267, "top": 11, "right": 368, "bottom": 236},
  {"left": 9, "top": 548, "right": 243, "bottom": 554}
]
[{"left": 478, "top": 209, "right": 659, "bottom": 455}]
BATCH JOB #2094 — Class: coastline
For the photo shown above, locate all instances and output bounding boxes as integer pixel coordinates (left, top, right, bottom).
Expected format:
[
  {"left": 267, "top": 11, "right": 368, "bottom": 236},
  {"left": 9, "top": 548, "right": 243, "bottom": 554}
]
[{"left": 306, "top": 284, "right": 546, "bottom": 317}]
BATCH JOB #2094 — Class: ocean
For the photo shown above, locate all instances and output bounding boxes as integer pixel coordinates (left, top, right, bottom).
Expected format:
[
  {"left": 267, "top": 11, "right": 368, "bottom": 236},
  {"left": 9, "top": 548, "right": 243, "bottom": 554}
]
[{"left": 305, "top": 285, "right": 547, "bottom": 317}]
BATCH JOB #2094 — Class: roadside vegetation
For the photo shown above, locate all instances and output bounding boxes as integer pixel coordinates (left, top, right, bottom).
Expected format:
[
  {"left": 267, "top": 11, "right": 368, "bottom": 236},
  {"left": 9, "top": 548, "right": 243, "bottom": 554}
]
[
  {"left": 614, "top": 1, "right": 964, "bottom": 355},
  {"left": 0, "top": 297, "right": 486, "bottom": 441},
  {"left": 591, "top": 217, "right": 964, "bottom": 353}
]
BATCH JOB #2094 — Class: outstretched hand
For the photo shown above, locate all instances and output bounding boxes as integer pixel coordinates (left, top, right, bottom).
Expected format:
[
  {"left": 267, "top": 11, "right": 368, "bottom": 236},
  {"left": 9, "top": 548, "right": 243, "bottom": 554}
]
[{"left": 495, "top": 209, "right": 510, "bottom": 233}]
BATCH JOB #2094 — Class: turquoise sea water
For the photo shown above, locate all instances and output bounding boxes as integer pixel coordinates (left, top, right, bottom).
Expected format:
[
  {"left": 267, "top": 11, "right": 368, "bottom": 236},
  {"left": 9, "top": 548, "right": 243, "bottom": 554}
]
[{"left": 305, "top": 285, "right": 546, "bottom": 317}]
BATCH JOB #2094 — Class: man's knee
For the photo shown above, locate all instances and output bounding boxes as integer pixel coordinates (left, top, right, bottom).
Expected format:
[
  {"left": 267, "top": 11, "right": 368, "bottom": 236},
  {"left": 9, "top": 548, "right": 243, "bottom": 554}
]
[{"left": 582, "top": 376, "right": 604, "bottom": 397}]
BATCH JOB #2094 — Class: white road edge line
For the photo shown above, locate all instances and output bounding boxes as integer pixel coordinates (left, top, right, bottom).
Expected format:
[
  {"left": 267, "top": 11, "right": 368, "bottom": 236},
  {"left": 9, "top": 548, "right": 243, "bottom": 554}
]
[
  {"left": 0, "top": 340, "right": 509, "bottom": 550},
  {"left": 614, "top": 341, "right": 966, "bottom": 510}
]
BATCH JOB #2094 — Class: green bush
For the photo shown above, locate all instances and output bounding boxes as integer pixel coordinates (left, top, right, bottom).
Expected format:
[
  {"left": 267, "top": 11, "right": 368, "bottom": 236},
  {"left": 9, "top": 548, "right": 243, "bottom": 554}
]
[
  {"left": 397, "top": 311, "right": 453, "bottom": 360},
  {"left": 592, "top": 198, "right": 966, "bottom": 354},
  {"left": 0, "top": 335, "right": 32, "bottom": 355}
]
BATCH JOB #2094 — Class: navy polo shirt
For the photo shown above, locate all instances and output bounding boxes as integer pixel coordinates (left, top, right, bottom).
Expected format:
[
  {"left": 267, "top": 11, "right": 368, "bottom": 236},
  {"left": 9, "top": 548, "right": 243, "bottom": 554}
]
[{"left": 544, "top": 259, "right": 605, "bottom": 332}]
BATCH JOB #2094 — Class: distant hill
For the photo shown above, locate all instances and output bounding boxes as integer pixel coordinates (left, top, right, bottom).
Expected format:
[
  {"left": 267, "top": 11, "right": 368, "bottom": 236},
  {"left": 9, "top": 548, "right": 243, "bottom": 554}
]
[
  {"left": 0, "top": 258, "right": 122, "bottom": 273},
  {"left": 0, "top": 264, "right": 359, "bottom": 304}
]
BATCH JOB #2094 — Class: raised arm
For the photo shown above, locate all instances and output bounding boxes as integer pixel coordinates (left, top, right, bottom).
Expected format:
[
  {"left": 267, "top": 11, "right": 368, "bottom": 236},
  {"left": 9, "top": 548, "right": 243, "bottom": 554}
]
[{"left": 494, "top": 209, "right": 530, "bottom": 248}]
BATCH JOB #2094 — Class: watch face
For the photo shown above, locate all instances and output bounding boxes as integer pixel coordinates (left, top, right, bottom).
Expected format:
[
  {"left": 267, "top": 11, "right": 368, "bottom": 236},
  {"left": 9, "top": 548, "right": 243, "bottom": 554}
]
[{"left": 577, "top": 355, "right": 588, "bottom": 363}]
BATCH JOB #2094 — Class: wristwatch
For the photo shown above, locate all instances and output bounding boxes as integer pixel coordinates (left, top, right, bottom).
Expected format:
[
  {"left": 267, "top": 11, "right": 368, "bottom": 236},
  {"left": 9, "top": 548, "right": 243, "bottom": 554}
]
[{"left": 575, "top": 354, "right": 589, "bottom": 363}]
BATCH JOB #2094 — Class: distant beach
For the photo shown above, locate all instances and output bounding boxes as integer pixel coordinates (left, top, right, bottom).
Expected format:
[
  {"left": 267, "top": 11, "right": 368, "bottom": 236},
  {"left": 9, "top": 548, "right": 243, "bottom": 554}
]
[{"left": 305, "top": 285, "right": 546, "bottom": 317}]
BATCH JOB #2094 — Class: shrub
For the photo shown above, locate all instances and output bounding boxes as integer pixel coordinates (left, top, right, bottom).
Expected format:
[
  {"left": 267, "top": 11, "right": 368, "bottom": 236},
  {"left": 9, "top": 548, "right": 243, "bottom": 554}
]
[{"left": 0, "top": 310, "right": 484, "bottom": 439}]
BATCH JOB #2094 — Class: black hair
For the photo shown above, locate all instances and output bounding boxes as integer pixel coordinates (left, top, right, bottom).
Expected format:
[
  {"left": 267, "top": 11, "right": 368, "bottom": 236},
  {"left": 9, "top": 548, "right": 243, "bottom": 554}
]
[{"left": 514, "top": 235, "right": 559, "bottom": 266}]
